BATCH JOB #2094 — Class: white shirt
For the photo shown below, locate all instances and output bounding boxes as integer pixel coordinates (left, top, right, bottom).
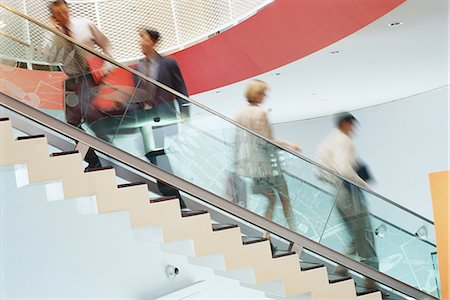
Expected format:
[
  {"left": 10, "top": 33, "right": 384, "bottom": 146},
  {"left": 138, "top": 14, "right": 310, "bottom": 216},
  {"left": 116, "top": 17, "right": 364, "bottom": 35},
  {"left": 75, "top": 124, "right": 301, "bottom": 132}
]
[
  {"left": 234, "top": 104, "right": 277, "bottom": 178},
  {"left": 315, "top": 128, "right": 366, "bottom": 186},
  {"left": 47, "top": 17, "right": 111, "bottom": 75},
  {"left": 66, "top": 17, "right": 111, "bottom": 52}
]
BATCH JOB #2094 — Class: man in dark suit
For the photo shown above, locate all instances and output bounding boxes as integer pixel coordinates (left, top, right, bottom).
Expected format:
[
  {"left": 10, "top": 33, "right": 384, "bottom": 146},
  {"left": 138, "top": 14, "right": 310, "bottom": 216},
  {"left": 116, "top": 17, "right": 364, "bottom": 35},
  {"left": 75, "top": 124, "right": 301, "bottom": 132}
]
[{"left": 134, "top": 29, "right": 190, "bottom": 208}]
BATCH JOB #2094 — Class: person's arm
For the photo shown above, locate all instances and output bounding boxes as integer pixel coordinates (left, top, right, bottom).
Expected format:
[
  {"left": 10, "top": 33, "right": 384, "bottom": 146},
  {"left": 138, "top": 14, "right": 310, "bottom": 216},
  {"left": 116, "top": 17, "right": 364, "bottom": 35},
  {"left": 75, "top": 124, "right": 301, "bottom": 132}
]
[
  {"left": 258, "top": 109, "right": 301, "bottom": 152},
  {"left": 169, "top": 60, "right": 190, "bottom": 119},
  {"left": 88, "top": 22, "right": 112, "bottom": 57},
  {"left": 334, "top": 139, "right": 367, "bottom": 187}
]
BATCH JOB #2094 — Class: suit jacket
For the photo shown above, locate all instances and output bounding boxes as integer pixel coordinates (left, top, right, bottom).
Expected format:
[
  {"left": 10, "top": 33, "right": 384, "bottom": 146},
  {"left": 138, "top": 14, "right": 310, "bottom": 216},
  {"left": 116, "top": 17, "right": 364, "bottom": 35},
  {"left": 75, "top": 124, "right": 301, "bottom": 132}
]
[{"left": 134, "top": 54, "right": 189, "bottom": 118}]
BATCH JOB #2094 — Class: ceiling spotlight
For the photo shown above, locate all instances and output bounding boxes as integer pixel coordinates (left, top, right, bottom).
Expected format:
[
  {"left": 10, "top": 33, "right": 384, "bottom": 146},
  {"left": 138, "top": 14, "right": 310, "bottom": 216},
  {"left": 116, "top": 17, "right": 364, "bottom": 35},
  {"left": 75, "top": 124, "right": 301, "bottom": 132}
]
[
  {"left": 330, "top": 50, "right": 340, "bottom": 55},
  {"left": 387, "top": 21, "right": 403, "bottom": 27},
  {"left": 215, "top": 90, "right": 221, "bottom": 94},
  {"left": 275, "top": 72, "right": 281, "bottom": 76}
]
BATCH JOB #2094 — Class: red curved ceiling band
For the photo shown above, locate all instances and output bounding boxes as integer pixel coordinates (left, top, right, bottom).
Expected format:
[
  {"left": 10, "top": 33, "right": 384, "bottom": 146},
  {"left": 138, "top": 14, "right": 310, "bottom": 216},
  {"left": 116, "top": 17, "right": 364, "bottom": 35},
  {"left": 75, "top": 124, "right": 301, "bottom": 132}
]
[{"left": 171, "top": 0, "right": 405, "bottom": 95}]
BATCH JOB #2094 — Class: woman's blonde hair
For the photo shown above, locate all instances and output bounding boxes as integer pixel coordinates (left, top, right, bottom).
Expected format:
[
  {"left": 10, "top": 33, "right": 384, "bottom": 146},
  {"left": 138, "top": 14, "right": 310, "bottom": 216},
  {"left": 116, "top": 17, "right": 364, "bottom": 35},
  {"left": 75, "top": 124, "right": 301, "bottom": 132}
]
[{"left": 245, "top": 79, "right": 269, "bottom": 103}]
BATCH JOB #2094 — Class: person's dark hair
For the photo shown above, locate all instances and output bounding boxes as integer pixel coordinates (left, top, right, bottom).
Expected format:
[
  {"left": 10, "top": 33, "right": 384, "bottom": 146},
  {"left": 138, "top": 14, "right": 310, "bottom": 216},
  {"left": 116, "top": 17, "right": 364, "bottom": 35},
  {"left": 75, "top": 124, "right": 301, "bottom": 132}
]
[
  {"left": 335, "top": 111, "right": 358, "bottom": 127},
  {"left": 49, "top": 0, "right": 68, "bottom": 13},
  {"left": 50, "top": 0, "right": 68, "bottom": 7},
  {"left": 145, "top": 29, "right": 160, "bottom": 43}
]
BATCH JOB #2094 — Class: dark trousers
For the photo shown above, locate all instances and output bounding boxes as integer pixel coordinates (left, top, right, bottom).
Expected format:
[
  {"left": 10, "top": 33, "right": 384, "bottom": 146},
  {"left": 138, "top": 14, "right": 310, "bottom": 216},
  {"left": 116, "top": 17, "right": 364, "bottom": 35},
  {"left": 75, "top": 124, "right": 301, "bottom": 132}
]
[
  {"left": 336, "top": 182, "right": 379, "bottom": 270},
  {"left": 144, "top": 123, "right": 186, "bottom": 209},
  {"left": 65, "top": 74, "right": 103, "bottom": 168},
  {"left": 82, "top": 101, "right": 186, "bottom": 209}
]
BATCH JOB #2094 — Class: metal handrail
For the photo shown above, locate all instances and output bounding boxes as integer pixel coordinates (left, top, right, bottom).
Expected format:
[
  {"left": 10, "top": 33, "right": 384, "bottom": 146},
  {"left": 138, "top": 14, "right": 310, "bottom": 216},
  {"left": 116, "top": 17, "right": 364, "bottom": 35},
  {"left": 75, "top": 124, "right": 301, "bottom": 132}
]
[
  {"left": 0, "top": 93, "right": 437, "bottom": 300},
  {"left": 0, "top": 2, "right": 434, "bottom": 226}
]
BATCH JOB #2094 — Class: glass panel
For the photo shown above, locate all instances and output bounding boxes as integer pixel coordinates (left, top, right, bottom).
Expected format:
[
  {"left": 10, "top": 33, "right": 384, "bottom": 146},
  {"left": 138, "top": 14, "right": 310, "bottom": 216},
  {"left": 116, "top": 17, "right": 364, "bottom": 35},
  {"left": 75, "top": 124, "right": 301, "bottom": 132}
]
[
  {"left": 0, "top": 6, "right": 438, "bottom": 297},
  {"left": 320, "top": 181, "right": 440, "bottom": 297},
  {"left": 431, "top": 252, "right": 441, "bottom": 299}
]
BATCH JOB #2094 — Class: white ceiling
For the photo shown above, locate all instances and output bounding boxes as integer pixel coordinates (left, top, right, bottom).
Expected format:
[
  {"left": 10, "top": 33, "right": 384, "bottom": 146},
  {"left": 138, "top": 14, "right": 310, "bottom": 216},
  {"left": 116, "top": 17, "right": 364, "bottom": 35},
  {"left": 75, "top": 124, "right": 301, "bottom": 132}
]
[{"left": 192, "top": 0, "right": 449, "bottom": 124}]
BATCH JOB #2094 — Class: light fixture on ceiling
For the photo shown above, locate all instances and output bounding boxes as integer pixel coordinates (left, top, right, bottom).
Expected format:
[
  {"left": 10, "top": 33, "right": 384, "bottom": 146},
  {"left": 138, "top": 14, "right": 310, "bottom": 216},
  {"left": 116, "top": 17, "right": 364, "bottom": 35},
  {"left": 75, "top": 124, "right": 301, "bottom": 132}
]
[
  {"left": 330, "top": 50, "right": 340, "bottom": 55},
  {"left": 215, "top": 90, "right": 221, "bottom": 94},
  {"left": 387, "top": 21, "right": 403, "bottom": 27},
  {"left": 275, "top": 72, "right": 281, "bottom": 76},
  {"left": 0, "top": 21, "right": 6, "bottom": 29}
]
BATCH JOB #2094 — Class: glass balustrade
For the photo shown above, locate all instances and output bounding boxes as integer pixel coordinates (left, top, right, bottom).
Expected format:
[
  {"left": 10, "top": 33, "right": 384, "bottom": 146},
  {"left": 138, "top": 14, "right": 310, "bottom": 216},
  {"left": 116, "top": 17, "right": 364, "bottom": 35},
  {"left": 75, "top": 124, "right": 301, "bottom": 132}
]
[{"left": 0, "top": 5, "right": 439, "bottom": 297}]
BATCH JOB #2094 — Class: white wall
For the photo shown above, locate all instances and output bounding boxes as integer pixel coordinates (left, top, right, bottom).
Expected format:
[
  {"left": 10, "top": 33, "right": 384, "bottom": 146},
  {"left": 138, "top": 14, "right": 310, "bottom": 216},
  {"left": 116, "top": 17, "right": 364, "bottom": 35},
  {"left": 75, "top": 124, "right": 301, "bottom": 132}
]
[
  {"left": 0, "top": 165, "right": 273, "bottom": 299},
  {"left": 272, "top": 86, "right": 449, "bottom": 221}
]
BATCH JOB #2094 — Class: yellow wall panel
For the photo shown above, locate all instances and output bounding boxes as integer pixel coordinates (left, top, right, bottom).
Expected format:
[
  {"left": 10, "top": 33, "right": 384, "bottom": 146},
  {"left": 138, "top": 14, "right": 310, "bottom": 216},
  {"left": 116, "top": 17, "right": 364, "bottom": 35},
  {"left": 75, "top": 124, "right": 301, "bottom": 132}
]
[{"left": 429, "top": 170, "right": 449, "bottom": 300}]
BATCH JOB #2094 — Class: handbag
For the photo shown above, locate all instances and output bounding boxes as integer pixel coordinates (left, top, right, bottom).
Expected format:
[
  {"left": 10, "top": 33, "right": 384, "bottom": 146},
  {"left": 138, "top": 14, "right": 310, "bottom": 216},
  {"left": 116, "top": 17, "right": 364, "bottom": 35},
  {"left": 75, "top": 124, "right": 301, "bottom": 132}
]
[{"left": 355, "top": 161, "right": 372, "bottom": 182}]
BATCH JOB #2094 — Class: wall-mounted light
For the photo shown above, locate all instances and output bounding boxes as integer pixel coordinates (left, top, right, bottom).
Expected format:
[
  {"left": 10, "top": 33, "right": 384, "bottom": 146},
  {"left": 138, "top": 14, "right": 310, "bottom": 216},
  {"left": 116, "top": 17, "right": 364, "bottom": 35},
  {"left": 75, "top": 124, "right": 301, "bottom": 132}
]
[
  {"left": 375, "top": 224, "right": 387, "bottom": 238},
  {"left": 165, "top": 265, "right": 179, "bottom": 279},
  {"left": 415, "top": 225, "right": 428, "bottom": 239}
]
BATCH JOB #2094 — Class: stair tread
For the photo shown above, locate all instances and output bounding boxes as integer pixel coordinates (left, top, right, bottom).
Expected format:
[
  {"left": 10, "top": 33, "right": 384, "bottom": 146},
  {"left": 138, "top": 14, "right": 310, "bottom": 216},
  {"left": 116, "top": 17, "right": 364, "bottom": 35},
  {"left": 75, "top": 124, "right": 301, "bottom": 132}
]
[
  {"left": 84, "top": 166, "right": 113, "bottom": 173},
  {"left": 149, "top": 195, "right": 178, "bottom": 203},
  {"left": 356, "top": 289, "right": 380, "bottom": 297},
  {"left": 181, "top": 210, "right": 208, "bottom": 218},
  {"left": 50, "top": 150, "right": 79, "bottom": 157},
  {"left": 242, "top": 236, "right": 267, "bottom": 245},
  {"left": 212, "top": 224, "right": 238, "bottom": 231},
  {"left": 118, "top": 182, "right": 147, "bottom": 189},
  {"left": 272, "top": 251, "right": 296, "bottom": 259},
  {"left": 329, "top": 275, "right": 353, "bottom": 284},
  {"left": 300, "top": 263, "right": 325, "bottom": 271},
  {"left": 16, "top": 134, "right": 45, "bottom": 141}
]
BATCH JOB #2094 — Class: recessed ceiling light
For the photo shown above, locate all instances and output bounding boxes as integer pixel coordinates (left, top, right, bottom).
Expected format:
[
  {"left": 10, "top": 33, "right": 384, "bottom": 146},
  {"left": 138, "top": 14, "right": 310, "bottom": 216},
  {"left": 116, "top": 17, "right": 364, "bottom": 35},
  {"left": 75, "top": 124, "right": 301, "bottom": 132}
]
[
  {"left": 275, "top": 72, "right": 281, "bottom": 76},
  {"left": 330, "top": 50, "right": 340, "bottom": 55},
  {"left": 0, "top": 21, "right": 5, "bottom": 29},
  {"left": 387, "top": 21, "right": 403, "bottom": 27},
  {"left": 215, "top": 90, "right": 221, "bottom": 94}
]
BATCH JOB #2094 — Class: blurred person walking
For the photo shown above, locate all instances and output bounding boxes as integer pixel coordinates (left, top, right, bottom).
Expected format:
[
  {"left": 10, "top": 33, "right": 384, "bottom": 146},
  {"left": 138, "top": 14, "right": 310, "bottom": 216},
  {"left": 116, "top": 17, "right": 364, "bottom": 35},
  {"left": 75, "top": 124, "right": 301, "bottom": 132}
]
[
  {"left": 49, "top": 0, "right": 113, "bottom": 169},
  {"left": 316, "top": 112, "right": 378, "bottom": 289},
  {"left": 234, "top": 79, "right": 300, "bottom": 237},
  {"left": 133, "top": 28, "right": 189, "bottom": 209}
]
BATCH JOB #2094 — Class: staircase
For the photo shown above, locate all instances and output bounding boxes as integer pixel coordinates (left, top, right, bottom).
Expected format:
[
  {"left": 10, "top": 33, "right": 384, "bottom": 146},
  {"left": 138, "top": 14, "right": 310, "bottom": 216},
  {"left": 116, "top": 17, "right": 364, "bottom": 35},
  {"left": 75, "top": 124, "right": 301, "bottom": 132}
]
[{"left": 0, "top": 117, "right": 382, "bottom": 299}]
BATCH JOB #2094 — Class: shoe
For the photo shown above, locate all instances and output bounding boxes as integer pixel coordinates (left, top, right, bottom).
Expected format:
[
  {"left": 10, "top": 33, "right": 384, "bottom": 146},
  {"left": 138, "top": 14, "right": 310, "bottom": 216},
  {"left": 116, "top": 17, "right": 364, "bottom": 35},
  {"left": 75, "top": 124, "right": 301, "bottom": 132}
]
[
  {"left": 335, "top": 265, "right": 349, "bottom": 276},
  {"left": 364, "top": 278, "right": 378, "bottom": 290}
]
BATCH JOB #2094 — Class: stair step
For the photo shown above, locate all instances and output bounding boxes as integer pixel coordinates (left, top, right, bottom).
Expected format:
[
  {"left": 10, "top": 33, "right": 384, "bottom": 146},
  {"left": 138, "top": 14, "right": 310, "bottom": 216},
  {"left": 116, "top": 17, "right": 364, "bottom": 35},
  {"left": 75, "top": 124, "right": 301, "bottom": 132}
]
[
  {"left": 16, "top": 134, "right": 45, "bottom": 141},
  {"left": 212, "top": 224, "right": 238, "bottom": 231},
  {"left": 50, "top": 150, "right": 79, "bottom": 157},
  {"left": 242, "top": 236, "right": 267, "bottom": 245},
  {"left": 84, "top": 166, "right": 113, "bottom": 173},
  {"left": 357, "top": 289, "right": 380, "bottom": 297},
  {"left": 300, "top": 263, "right": 325, "bottom": 272},
  {"left": 149, "top": 195, "right": 178, "bottom": 203},
  {"left": 0, "top": 117, "right": 10, "bottom": 122},
  {"left": 117, "top": 182, "right": 147, "bottom": 189},
  {"left": 329, "top": 275, "right": 353, "bottom": 284},
  {"left": 181, "top": 210, "right": 208, "bottom": 218},
  {"left": 272, "top": 251, "right": 296, "bottom": 259}
]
